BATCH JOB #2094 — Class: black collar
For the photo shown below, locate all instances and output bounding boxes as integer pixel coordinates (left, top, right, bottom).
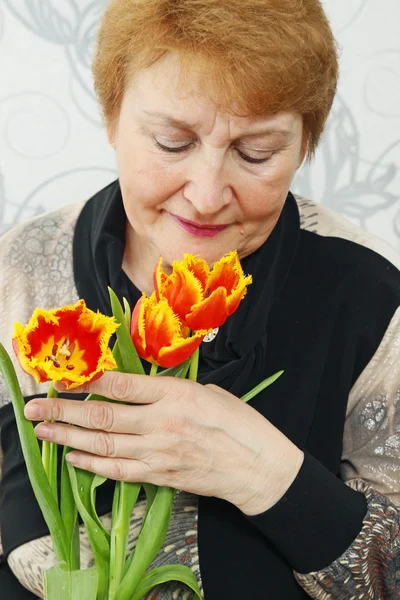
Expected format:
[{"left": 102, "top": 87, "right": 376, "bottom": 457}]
[{"left": 73, "top": 180, "right": 300, "bottom": 396}]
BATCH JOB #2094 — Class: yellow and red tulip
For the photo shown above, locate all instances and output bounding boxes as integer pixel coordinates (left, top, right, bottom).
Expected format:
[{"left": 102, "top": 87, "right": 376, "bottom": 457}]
[
  {"left": 131, "top": 293, "right": 206, "bottom": 368},
  {"left": 154, "top": 251, "right": 252, "bottom": 331},
  {"left": 12, "top": 299, "right": 118, "bottom": 389}
]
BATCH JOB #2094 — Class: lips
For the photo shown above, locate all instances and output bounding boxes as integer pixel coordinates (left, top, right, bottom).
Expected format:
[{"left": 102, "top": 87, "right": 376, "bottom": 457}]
[{"left": 170, "top": 213, "right": 228, "bottom": 237}]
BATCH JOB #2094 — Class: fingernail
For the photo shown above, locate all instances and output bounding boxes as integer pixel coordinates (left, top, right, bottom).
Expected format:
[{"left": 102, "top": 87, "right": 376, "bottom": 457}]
[
  {"left": 25, "top": 404, "right": 42, "bottom": 419},
  {"left": 35, "top": 424, "right": 53, "bottom": 439},
  {"left": 66, "top": 452, "right": 78, "bottom": 465}
]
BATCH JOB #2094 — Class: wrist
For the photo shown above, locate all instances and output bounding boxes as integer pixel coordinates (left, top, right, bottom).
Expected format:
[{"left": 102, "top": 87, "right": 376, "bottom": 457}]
[{"left": 238, "top": 445, "right": 305, "bottom": 516}]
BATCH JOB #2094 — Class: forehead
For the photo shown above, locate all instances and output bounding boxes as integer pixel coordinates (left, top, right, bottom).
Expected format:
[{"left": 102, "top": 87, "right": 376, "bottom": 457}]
[{"left": 124, "top": 54, "right": 302, "bottom": 137}]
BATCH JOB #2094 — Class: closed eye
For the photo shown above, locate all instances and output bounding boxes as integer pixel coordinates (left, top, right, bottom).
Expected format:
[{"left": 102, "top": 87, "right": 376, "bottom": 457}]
[{"left": 154, "top": 139, "right": 276, "bottom": 165}]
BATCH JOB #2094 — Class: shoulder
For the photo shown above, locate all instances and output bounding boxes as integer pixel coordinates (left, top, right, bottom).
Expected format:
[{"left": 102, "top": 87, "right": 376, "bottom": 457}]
[
  {"left": 292, "top": 195, "right": 400, "bottom": 407},
  {"left": 294, "top": 193, "right": 400, "bottom": 272},
  {"left": 292, "top": 194, "right": 400, "bottom": 352},
  {"left": 0, "top": 201, "right": 85, "bottom": 309},
  {"left": 0, "top": 201, "right": 85, "bottom": 273},
  {"left": 0, "top": 202, "right": 85, "bottom": 403},
  {"left": 293, "top": 194, "right": 400, "bottom": 306}
]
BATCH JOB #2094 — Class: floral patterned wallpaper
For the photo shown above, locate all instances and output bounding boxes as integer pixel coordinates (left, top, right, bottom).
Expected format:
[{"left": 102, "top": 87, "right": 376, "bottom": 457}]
[{"left": 0, "top": 0, "right": 399, "bottom": 249}]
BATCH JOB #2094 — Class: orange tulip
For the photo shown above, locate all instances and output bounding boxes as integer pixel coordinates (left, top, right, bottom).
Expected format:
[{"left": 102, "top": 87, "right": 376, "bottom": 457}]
[
  {"left": 12, "top": 300, "right": 118, "bottom": 389},
  {"left": 154, "top": 251, "right": 252, "bottom": 331},
  {"left": 131, "top": 293, "right": 206, "bottom": 368}
]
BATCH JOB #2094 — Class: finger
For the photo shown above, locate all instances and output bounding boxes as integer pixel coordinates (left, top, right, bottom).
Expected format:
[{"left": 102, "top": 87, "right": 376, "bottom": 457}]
[
  {"left": 55, "top": 371, "right": 181, "bottom": 405},
  {"left": 65, "top": 452, "right": 155, "bottom": 484},
  {"left": 24, "top": 397, "right": 151, "bottom": 434},
  {"left": 34, "top": 422, "right": 148, "bottom": 459}
]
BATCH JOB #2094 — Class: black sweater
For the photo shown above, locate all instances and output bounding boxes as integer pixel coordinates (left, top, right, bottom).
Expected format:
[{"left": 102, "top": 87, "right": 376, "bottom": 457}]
[{"left": 1, "top": 182, "right": 399, "bottom": 599}]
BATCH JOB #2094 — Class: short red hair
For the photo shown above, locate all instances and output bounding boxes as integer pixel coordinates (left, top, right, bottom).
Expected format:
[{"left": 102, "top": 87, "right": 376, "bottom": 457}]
[{"left": 92, "top": 0, "right": 339, "bottom": 160}]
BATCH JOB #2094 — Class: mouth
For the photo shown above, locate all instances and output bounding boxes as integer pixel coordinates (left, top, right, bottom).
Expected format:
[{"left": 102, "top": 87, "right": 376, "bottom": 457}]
[{"left": 169, "top": 213, "right": 229, "bottom": 238}]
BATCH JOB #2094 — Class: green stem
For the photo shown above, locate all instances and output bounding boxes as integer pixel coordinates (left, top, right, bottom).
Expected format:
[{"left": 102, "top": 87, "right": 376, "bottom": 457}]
[
  {"left": 67, "top": 464, "right": 110, "bottom": 600},
  {"left": 150, "top": 363, "right": 158, "bottom": 377},
  {"left": 108, "top": 482, "right": 141, "bottom": 599},
  {"left": 61, "top": 446, "right": 80, "bottom": 570},
  {"left": 43, "top": 382, "right": 59, "bottom": 502},
  {"left": 188, "top": 347, "right": 199, "bottom": 382},
  {"left": 0, "top": 344, "right": 69, "bottom": 566},
  {"left": 116, "top": 487, "right": 177, "bottom": 600}
]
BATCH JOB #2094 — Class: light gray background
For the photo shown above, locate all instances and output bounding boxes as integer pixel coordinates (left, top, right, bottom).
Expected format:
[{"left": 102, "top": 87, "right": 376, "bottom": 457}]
[{"left": 1, "top": 0, "right": 399, "bottom": 249}]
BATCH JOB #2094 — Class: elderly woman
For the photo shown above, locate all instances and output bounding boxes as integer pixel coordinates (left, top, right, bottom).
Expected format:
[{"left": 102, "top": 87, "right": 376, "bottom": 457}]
[{"left": 0, "top": 0, "right": 399, "bottom": 598}]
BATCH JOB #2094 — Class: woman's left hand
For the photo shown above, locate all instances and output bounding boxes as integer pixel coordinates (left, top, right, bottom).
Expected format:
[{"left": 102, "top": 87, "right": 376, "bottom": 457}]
[{"left": 24, "top": 372, "right": 304, "bottom": 515}]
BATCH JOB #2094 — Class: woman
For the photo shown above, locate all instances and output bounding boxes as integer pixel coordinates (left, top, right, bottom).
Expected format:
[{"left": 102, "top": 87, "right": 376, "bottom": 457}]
[{"left": 0, "top": 0, "right": 399, "bottom": 598}]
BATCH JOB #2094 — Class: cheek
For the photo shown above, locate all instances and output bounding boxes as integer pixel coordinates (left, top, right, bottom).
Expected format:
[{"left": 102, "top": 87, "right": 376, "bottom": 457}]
[
  {"left": 239, "top": 163, "right": 294, "bottom": 222},
  {"left": 119, "top": 153, "right": 183, "bottom": 210}
]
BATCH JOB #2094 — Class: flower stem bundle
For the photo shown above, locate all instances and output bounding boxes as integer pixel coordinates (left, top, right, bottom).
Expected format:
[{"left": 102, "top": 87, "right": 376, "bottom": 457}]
[{"left": 0, "top": 251, "right": 282, "bottom": 599}]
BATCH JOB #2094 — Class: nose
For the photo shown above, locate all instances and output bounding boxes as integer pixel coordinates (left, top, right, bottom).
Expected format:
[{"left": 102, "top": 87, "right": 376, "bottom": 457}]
[{"left": 183, "top": 158, "right": 233, "bottom": 215}]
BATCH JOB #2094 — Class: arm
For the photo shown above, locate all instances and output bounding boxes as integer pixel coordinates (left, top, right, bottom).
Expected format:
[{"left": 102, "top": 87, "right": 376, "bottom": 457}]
[
  {"left": 0, "top": 204, "right": 82, "bottom": 595},
  {"left": 247, "top": 307, "right": 400, "bottom": 599},
  {"left": 22, "top": 309, "right": 400, "bottom": 599},
  {"left": 295, "top": 306, "right": 400, "bottom": 598}
]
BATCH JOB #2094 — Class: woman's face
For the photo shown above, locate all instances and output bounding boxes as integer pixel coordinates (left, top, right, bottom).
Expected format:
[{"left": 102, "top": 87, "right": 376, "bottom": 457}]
[{"left": 109, "top": 54, "right": 308, "bottom": 293}]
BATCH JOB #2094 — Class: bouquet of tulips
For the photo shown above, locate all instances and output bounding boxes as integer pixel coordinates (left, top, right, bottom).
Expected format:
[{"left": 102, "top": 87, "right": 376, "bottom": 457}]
[{"left": 0, "top": 251, "right": 282, "bottom": 600}]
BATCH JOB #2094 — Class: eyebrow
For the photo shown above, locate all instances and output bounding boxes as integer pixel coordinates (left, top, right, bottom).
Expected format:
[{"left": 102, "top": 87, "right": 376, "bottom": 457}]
[{"left": 142, "top": 110, "right": 293, "bottom": 140}]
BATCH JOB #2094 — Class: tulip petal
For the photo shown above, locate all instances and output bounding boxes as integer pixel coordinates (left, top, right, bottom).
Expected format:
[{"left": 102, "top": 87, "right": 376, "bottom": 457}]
[
  {"left": 182, "top": 254, "right": 209, "bottom": 291},
  {"left": 144, "top": 298, "right": 182, "bottom": 361},
  {"left": 130, "top": 293, "right": 207, "bottom": 368},
  {"left": 186, "top": 287, "right": 229, "bottom": 330},
  {"left": 225, "top": 276, "right": 251, "bottom": 316},
  {"left": 153, "top": 257, "right": 167, "bottom": 301},
  {"left": 131, "top": 295, "right": 148, "bottom": 357},
  {"left": 207, "top": 251, "right": 242, "bottom": 295},
  {"left": 157, "top": 331, "right": 205, "bottom": 369},
  {"left": 207, "top": 251, "right": 252, "bottom": 318},
  {"left": 154, "top": 251, "right": 253, "bottom": 331},
  {"left": 131, "top": 295, "right": 185, "bottom": 366},
  {"left": 162, "top": 265, "right": 204, "bottom": 323}
]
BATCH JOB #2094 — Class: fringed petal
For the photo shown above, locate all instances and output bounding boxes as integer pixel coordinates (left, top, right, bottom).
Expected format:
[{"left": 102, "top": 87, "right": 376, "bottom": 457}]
[
  {"left": 145, "top": 298, "right": 182, "bottom": 360},
  {"left": 153, "top": 256, "right": 167, "bottom": 301},
  {"left": 157, "top": 330, "right": 205, "bottom": 368},
  {"left": 182, "top": 254, "right": 209, "bottom": 290},
  {"left": 162, "top": 265, "right": 204, "bottom": 322},
  {"left": 186, "top": 287, "right": 229, "bottom": 330}
]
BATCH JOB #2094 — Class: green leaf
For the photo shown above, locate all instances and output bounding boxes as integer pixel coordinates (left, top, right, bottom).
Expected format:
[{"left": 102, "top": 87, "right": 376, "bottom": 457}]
[
  {"left": 67, "top": 463, "right": 110, "bottom": 600},
  {"left": 117, "top": 486, "right": 176, "bottom": 600},
  {"left": 43, "top": 565, "right": 98, "bottom": 600},
  {"left": 129, "top": 564, "right": 202, "bottom": 600},
  {"left": 188, "top": 347, "right": 199, "bottom": 382},
  {"left": 108, "top": 287, "right": 145, "bottom": 375},
  {"left": 142, "top": 483, "right": 157, "bottom": 512},
  {"left": 155, "top": 359, "right": 191, "bottom": 379},
  {"left": 123, "top": 297, "right": 132, "bottom": 331},
  {"left": 109, "top": 482, "right": 141, "bottom": 599},
  {"left": 121, "top": 482, "right": 157, "bottom": 582},
  {"left": 240, "top": 370, "right": 284, "bottom": 403},
  {"left": 90, "top": 474, "right": 110, "bottom": 542},
  {"left": 112, "top": 339, "right": 123, "bottom": 372},
  {"left": 0, "top": 344, "right": 69, "bottom": 566},
  {"left": 42, "top": 438, "right": 58, "bottom": 502}
]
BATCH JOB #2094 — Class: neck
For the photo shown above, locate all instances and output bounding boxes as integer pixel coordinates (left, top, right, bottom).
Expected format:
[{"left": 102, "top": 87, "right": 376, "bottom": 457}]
[{"left": 122, "top": 224, "right": 155, "bottom": 296}]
